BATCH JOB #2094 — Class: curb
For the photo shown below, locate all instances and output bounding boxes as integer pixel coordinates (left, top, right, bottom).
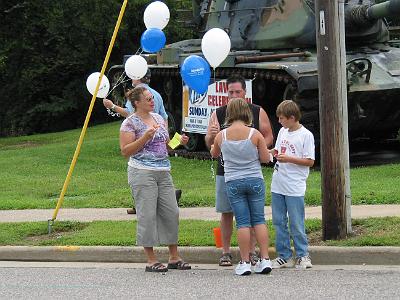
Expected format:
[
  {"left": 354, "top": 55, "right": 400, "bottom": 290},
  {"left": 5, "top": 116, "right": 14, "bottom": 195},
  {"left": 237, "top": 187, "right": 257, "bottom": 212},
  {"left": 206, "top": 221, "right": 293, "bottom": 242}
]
[{"left": 1, "top": 246, "right": 400, "bottom": 265}]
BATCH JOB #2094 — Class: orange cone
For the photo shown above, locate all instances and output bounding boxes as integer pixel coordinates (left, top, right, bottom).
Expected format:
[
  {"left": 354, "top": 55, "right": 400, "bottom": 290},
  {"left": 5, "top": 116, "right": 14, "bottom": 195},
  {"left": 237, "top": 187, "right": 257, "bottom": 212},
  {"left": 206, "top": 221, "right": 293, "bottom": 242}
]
[{"left": 213, "top": 227, "right": 223, "bottom": 248}]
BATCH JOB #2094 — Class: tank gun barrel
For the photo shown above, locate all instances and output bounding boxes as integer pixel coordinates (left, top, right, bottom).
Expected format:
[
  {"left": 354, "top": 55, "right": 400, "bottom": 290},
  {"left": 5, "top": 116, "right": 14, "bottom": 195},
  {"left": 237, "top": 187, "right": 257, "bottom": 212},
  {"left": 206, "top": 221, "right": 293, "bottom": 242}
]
[
  {"left": 366, "top": 0, "right": 400, "bottom": 19},
  {"left": 345, "top": 0, "right": 400, "bottom": 27},
  {"left": 235, "top": 52, "right": 311, "bottom": 64}
]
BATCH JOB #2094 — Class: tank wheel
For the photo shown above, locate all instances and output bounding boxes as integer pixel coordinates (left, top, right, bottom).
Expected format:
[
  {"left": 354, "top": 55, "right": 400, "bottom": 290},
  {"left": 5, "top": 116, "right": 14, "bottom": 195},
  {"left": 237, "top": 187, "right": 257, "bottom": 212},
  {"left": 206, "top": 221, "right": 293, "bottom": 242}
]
[
  {"left": 163, "top": 79, "right": 173, "bottom": 97},
  {"left": 253, "top": 77, "right": 266, "bottom": 99},
  {"left": 283, "top": 83, "right": 296, "bottom": 100},
  {"left": 166, "top": 111, "right": 177, "bottom": 138}
]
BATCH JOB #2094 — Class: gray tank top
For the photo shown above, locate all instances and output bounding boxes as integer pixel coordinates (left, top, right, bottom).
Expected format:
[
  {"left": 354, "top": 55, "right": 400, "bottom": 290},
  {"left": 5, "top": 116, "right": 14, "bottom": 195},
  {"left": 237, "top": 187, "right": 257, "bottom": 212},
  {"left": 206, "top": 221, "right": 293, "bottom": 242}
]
[{"left": 221, "top": 128, "right": 263, "bottom": 182}]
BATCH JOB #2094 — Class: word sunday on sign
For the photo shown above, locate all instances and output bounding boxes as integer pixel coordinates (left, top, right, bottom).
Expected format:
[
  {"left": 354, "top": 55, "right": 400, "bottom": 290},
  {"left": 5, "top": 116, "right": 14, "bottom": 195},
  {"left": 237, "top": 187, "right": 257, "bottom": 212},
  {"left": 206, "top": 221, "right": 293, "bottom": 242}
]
[{"left": 182, "top": 79, "right": 252, "bottom": 134}]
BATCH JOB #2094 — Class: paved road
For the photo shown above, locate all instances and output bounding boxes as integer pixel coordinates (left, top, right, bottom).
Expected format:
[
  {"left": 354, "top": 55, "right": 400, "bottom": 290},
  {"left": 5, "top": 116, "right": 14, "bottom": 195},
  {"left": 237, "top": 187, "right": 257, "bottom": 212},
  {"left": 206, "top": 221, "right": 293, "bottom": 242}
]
[
  {"left": 2, "top": 204, "right": 400, "bottom": 222},
  {"left": 1, "top": 262, "right": 399, "bottom": 299}
]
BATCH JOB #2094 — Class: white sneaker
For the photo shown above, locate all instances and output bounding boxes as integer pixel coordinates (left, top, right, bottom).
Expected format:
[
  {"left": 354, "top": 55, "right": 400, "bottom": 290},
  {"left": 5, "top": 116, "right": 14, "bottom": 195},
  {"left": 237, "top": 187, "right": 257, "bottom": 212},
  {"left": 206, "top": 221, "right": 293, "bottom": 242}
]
[
  {"left": 254, "top": 258, "right": 272, "bottom": 274},
  {"left": 271, "top": 257, "right": 295, "bottom": 269},
  {"left": 295, "top": 256, "right": 312, "bottom": 269},
  {"left": 235, "top": 261, "right": 252, "bottom": 276}
]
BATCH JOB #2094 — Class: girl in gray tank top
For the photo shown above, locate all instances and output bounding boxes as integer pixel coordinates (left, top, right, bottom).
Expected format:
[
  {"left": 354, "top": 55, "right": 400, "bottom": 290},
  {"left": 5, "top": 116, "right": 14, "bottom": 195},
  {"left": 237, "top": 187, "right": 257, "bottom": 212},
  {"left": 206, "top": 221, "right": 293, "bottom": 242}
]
[
  {"left": 221, "top": 128, "right": 263, "bottom": 183},
  {"left": 210, "top": 98, "right": 273, "bottom": 276}
]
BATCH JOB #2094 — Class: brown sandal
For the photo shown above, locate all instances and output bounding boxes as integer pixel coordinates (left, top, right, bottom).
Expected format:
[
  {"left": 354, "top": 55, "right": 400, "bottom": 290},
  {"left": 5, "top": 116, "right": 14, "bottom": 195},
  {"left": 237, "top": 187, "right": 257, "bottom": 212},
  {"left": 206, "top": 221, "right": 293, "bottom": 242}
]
[
  {"left": 167, "top": 260, "right": 191, "bottom": 270},
  {"left": 219, "top": 253, "right": 233, "bottom": 266},
  {"left": 145, "top": 262, "right": 168, "bottom": 272}
]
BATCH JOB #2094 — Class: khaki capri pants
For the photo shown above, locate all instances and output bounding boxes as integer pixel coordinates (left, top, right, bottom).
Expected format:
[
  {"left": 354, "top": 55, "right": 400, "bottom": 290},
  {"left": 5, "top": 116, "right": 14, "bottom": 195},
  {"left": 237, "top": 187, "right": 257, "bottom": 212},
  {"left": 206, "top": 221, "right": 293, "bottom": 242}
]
[{"left": 128, "top": 166, "right": 179, "bottom": 247}]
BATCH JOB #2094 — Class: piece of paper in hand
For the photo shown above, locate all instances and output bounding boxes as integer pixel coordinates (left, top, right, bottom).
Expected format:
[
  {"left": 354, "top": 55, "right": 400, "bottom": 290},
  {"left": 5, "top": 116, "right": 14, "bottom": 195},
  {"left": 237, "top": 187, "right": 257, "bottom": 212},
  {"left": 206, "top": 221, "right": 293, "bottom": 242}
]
[
  {"left": 168, "top": 132, "right": 182, "bottom": 149},
  {"left": 269, "top": 152, "right": 274, "bottom": 162}
]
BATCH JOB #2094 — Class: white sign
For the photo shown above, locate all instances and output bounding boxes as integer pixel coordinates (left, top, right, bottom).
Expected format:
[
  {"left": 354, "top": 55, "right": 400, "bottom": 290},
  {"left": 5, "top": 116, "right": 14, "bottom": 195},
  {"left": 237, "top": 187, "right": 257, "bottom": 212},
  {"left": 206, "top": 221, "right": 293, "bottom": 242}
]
[
  {"left": 319, "top": 10, "right": 326, "bottom": 36},
  {"left": 182, "top": 80, "right": 253, "bottom": 134}
]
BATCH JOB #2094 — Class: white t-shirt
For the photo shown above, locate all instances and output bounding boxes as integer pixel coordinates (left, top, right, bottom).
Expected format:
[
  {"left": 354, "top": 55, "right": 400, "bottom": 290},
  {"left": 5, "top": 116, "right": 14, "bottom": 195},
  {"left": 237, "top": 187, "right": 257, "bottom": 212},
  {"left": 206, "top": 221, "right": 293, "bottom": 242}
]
[{"left": 271, "top": 125, "right": 315, "bottom": 196}]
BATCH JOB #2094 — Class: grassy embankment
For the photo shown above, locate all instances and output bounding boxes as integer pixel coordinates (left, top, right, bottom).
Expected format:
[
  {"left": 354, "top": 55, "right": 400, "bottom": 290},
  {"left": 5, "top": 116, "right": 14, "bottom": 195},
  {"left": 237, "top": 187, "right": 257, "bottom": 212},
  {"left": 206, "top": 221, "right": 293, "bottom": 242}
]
[
  {"left": 0, "top": 121, "right": 399, "bottom": 209},
  {"left": 1, "top": 218, "right": 400, "bottom": 247}
]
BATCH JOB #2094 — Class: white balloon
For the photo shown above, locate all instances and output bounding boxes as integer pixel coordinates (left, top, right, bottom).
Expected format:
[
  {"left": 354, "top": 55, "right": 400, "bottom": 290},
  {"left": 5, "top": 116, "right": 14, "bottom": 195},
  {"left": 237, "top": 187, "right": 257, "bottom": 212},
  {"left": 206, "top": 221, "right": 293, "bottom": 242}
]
[
  {"left": 143, "top": 1, "right": 170, "bottom": 30},
  {"left": 86, "top": 72, "right": 110, "bottom": 98},
  {"left": 124, "top": 55, "right": 148, "bottom": 80},
  {"left": 201, "top": 28, "right": 231, "bottom": 68}
]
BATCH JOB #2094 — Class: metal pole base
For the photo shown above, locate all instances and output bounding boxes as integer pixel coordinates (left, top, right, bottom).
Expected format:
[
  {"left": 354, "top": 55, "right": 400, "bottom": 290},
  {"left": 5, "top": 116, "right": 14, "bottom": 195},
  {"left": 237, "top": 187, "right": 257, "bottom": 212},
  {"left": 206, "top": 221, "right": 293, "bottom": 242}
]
[{"left": 47, "top": 219, "right": 54, "bottom": 234}]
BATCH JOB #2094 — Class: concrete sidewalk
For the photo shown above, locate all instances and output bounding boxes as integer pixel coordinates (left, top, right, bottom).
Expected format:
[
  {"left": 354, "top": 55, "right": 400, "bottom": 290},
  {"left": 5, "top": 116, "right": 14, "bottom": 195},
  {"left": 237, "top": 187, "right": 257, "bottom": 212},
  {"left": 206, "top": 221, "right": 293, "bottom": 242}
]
[{"left": 1, "top": 204, "right": 400, "bottom": 223}]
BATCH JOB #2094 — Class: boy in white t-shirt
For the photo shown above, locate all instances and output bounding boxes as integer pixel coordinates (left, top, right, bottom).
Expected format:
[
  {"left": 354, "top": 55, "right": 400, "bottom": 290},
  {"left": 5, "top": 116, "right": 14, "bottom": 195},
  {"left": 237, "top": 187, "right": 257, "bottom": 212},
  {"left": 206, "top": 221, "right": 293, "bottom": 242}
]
[{"left": 270, "top": 100, "right": 315, "bottom": 270}]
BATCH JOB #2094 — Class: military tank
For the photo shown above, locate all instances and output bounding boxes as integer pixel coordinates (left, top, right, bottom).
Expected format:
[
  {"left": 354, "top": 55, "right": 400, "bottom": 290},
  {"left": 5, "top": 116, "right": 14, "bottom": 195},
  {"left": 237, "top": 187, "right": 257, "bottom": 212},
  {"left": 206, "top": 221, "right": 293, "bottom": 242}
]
[{"left": 109, "top": 0, "right": 400, "bottom": 151}]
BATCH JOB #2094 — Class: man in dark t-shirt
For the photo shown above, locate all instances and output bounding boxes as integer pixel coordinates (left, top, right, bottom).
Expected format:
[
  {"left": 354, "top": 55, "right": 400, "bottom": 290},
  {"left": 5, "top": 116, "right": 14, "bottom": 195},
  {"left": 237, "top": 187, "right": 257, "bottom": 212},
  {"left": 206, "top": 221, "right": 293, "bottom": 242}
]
[{"left": 205, "top": 74, "right": 274, "bottom": 266}]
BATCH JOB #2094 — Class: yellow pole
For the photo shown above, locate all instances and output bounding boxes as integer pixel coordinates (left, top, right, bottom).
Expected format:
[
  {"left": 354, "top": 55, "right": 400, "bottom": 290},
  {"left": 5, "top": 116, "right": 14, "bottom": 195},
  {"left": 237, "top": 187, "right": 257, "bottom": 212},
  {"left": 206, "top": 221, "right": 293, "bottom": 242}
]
[{"left": 51, "top": 0, "right": 128, "bottom": 221}]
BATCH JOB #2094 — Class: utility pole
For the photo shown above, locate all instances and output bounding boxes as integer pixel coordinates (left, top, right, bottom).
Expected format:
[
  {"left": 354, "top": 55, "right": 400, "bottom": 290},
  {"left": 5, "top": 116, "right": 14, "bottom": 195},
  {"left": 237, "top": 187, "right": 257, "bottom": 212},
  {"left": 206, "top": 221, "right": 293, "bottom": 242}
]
[{"left": 315, "top": 0, "right": 352, "bottom": 240}]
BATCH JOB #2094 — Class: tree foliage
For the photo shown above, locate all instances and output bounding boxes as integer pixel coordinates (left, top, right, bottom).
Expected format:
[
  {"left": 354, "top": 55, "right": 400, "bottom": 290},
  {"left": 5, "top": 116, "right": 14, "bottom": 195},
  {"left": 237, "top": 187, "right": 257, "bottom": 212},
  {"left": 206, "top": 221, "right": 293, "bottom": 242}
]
[{"left": 0, "top": 0, "right": 194, "bottom": 136}]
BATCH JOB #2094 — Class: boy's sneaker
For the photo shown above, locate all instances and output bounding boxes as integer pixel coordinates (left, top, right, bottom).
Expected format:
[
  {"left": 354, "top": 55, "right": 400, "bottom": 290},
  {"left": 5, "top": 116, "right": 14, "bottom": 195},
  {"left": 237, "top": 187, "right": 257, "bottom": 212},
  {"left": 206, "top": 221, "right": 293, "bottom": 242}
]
[
  {"left": 271, "top": 257, "right": 295, "bottom": 269},
  {"left": 295, "top": 256, "right": 312, "bottom": 269},
  {"left": 235, "top": 261, "right": 252, "bottom": 276},
  {"left": 254, "top": 258, "right": 272, "bottom": 274}
]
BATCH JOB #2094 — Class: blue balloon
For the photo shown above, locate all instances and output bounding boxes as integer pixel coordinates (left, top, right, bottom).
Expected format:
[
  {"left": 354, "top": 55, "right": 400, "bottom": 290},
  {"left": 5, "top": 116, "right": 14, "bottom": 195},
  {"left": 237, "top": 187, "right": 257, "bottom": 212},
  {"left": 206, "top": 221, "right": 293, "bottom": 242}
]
[
  {"left": 140, "top": 28, "right": 166, "bottom": 53},
  {"left": 180, "top": 55, "right": 211, "bottom": 94}
]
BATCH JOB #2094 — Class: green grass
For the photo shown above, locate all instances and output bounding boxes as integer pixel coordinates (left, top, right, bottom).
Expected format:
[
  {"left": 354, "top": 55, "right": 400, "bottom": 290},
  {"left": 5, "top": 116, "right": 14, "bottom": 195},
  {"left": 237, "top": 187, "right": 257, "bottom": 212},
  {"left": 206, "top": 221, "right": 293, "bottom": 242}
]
[
  {"left": 0, "top": 121, "right": 399, "bottom": 209},
  {"left": 1, "top": 217, "right": 399, "bottom": 246},
  {"left": 315, "top": 217, "right": 400, "bottom": 246}
]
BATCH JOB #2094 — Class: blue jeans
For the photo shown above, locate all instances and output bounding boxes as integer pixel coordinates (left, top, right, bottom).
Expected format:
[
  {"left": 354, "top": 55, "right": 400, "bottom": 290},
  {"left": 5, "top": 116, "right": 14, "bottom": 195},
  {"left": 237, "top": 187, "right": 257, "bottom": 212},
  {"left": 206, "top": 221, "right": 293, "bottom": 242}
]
[
  {"left": 271, "top": 192, "right": 309, "bottom": 259},
  {"left": 226, "top": 177, "right": 266, "bottom": 229}
]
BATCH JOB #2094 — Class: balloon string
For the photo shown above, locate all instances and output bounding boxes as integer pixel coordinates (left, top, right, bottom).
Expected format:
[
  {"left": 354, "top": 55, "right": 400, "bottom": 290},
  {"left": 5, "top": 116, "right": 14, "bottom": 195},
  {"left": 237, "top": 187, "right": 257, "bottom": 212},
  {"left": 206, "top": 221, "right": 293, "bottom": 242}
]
[
  {"left": 104, "top": 71, "right": 133, "bottom": 117},
  {"left": 111, "top": 71, "right": 125, "bottom": 88},
  {"left": 105, "top": 72, "right": 128, "bottom": 98},
  {"left": 107, "top": 77, "right": 130, "bottom": 97},
  {"left": 112, "top": 71, "right": 126, "bottom": 88}
]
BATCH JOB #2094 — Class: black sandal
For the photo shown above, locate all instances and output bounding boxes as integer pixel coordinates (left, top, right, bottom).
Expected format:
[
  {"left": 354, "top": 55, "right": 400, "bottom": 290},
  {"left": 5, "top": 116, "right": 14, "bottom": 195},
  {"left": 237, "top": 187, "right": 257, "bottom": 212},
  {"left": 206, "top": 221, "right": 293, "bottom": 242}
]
[
  {"left": 167, "top": 260, "right": 191, "bottom": 270},
  {"left": 219, "top": 253, "right": 233, "bottom": 266},
  {"left": 145, "top": 262, "right": 168, "bottom": 273}
]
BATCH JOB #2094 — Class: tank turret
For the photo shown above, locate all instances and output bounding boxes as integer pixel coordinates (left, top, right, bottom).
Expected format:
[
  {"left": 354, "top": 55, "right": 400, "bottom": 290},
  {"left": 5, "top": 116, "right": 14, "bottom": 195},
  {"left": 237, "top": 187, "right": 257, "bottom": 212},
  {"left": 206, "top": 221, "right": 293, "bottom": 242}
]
[{"left": 192, "top": 0, "right": 400, "bottom": 50}]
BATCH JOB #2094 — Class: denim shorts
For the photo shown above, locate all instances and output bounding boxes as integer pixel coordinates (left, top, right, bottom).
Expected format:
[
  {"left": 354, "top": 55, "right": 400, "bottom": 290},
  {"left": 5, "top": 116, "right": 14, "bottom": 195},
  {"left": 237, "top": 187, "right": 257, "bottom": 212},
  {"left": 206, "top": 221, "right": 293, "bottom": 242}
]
[{"left": 226, "top": 177, "right": 266, "bottom": 228}]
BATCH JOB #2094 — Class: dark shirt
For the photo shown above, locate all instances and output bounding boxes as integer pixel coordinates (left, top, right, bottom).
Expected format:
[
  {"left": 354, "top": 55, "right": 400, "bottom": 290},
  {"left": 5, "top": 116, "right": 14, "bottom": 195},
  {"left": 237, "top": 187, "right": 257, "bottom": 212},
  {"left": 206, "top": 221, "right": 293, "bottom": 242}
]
[{"left": 215, "top": 103, "right": 260, "bottom": 176}]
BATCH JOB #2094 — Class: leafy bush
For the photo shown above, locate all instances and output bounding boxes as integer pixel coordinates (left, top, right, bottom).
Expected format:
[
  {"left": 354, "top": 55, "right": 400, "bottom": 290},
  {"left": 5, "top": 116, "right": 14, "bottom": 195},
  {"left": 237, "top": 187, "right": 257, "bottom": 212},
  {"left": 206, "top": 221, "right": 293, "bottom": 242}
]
[{"left": 0, "top": 0, "right": 193, "bottom": 137}]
